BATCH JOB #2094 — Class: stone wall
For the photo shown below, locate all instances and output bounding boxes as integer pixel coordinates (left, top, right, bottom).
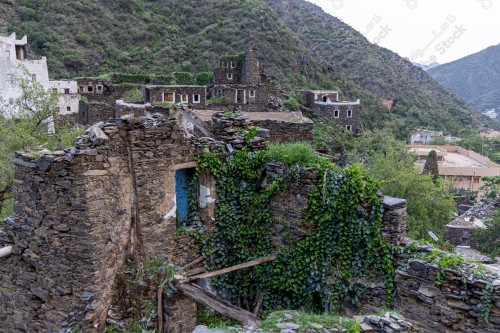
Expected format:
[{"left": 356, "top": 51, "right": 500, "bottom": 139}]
[
  {"left": 395, "top": 260, "right": 500, "bottom": 333},
  {"left": 144, "top": 85, "right": 207, "bottom": 109},
  {"left": 0, "top": 114, "right": 218, "bottom": 332},
  {"left": 253, "top": 119, "right": 314, "bottom": 143},
  {"left": 312, "top": 104, "right": 361, "bottom": 134},
  {"left": 79, "top": 101, "right": 115, "bottom": 125},
  {"left": 77, "top": 80, "right": 132, "bottom": 106}
]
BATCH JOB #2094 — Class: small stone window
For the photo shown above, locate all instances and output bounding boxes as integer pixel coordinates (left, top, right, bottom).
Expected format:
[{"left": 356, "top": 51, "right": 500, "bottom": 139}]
[
  {"left": 346, "top": 125, "right": 352, "bottom": 131},
  {"left": 164, "top": 92, "right": 174, "bottom": 103},
  {"left": 96, "top": 85, "right": 103, "bottom": 92},
  {"left": 66, "top": 106, "right": 71, "bottom": 112},
  {"left": 323, "top": 96, "right": 328, "bottom": 102},
  {"left": 64, "top": 88, "right": 70, "bottom": 94},
  {"left": 227, "top": 73, "right": 233, "bottom": 80},
  {"left": 181, "top": 95, "right": 188, "bottom": 103},
  {"left": 347, "top": 110, "right": 352, "bottom": 118},
  {"left": 87, "top": 86, "right": 94, "bottom": 93},
  {"left": 31, "top": 74, "right": 37, "bottom": 82},
  {"left": 230, "top": 61, "right": 235, "bottom": 68},
  {"left": 193, "top": 94, "right": 201, "bottom": 103},
  {"left": 80, "top": 86, "right": 85, "bottom": 93},
  {"left": 334, "top": 110, "right": 339, "bottom": 118},
  {"left": 249, "top": 90, "right": 256, "bottom": 98}
]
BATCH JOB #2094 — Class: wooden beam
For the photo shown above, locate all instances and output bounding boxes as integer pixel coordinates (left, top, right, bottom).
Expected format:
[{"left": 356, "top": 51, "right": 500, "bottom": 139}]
[
  {"left": 186, "top": 267, "right": 206, "bottom": 276},
  {"left": 176, "top": 282, "right": 261, "bottom": 327},
  {"left": 180, "top": 256, "right": 276, "bottom": 283}
]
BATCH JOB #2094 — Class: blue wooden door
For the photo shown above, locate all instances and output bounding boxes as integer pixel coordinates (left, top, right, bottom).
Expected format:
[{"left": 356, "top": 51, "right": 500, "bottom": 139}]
[{"left": 176, "top": 170, "right": 189, "bottom": 223}]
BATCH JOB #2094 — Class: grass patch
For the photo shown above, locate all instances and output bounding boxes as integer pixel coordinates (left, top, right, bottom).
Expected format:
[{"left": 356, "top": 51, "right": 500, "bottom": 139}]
[
  {"left": 266, "top": 142, "right": 325, "bottom": 167},
  {"left": 260, "top": 311, "right": 360, "bottom": 333},
  {"left": 197, "top": 309, "right": 238, "bottom": 329},
  {"left": 0, "top": 197, "right": 13, "bottom": 227}
]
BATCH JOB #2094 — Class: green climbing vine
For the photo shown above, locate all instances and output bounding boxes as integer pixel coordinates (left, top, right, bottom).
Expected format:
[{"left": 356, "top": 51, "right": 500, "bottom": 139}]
[{"left": 195, "top": 144, "right": 394, "bottom": 314}]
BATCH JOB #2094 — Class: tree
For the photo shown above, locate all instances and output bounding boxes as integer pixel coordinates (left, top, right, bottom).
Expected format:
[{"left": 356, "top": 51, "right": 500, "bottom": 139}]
[
  {"left": 0, "top": 67, "right": 82, "bottom": 221},
  {"left": 480, "top": 176, "right": 500, "bottom": 201},
  {"left": 422, "top": 150, "right": 439, "bottom": 183},
  {"left": 347, "top": 131, "right": 456, "bottom": 239}
]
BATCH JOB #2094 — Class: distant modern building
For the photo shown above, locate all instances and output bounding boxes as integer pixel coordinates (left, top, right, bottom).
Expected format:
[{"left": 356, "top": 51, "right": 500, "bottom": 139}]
[
  {"left": 0, "top": 32, "right": 50, "bottom": 107},
  {"left": 408, "top": 129, "right": 443, "bottom": 145},
  {"left": 299, "top": 90, "right": 361, "bottom": 134},
  {"left": 410, "top": 145, "right": 500, "bottom": 193},
  {"left": 480, "top": 129, "right": 500, "bottom": 140}
]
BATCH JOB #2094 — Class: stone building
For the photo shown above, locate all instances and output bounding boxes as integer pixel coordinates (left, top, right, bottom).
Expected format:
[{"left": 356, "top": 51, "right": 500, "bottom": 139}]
[
  {"left": 444, "top": 200, "right": 496, "bottom": 247},
  {"left": 49, "top": 80, "right": 81, "bottom": 123},
  {"left": 0, "top": 32, "right": 49, "bottom": 107},
  {"left": 299, "top": 90, "right": 361, "bottom": 134},
  {"left": 210, "top": 44, "right": 275, "bottom": 112},
  {"left": 143, "top": 85, "right": 207, "bottom": 109}
]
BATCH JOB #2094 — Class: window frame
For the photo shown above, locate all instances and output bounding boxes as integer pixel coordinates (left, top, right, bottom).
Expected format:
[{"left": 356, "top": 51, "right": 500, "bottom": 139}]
[{"left": 192, "top": 94, "right": 201, "bottom": 103}]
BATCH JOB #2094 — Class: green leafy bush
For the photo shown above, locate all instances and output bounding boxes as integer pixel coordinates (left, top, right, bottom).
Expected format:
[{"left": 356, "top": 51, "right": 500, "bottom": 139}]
[
  {"left": 472, "top": 209, "right": 500, "bottom": 256},
  {"left": 266, "top": 142, "right": 321, "bottom": 167}
]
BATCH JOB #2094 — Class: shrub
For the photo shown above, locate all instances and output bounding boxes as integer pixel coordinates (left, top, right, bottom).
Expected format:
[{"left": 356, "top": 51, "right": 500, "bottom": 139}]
[
  {"left": 122, "top": 88, "right": 143, "bottom": 103},
  {"left": 472, "top": 209, "right": 500, "bottom": 256},
  {"left": 266, "top": 142, "right": 322, "bottom": 167}
]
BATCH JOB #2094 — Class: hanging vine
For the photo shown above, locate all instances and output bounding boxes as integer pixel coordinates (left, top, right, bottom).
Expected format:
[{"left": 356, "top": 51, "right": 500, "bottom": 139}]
[{"left": 195, "top": 146, "right": 394, "bottom": 314}]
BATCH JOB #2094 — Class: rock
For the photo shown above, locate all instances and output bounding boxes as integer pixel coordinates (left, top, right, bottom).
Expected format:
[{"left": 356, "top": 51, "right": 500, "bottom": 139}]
[
  {"left": 418, "top": 286, "right": 442, "bottom": 297},
  {"left": 359, "top": 323, "right": 375, "bottom": 332},
  {"left": 283, "top": 313, "right": 293, "bottom": 321},
  {"left": 277, "top": 323, "right": 300, "bottom": 330},
  {"left": 308, "top": 322, "right": 323, "bottom": 330},
  {"left": 281, "top": 329, "right": 297, "bottom": 333}
]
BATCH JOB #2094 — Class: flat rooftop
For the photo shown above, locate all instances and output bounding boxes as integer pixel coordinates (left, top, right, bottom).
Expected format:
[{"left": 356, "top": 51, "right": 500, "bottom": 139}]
[
  {"left": 441, "top": 152, "right": 487, "bottom": 168},
  {"left": 410, "top": 146, "right": 494, "bottom": 169},
  {"left": 194, "top": 110, "right": 313, "bottom": 124}
]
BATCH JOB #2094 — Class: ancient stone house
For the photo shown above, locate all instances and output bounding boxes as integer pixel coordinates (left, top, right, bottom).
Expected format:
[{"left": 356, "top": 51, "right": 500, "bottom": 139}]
[
  {"left": 0, "top": 112, "right": 499, "bottom": 333},
  {"left": 49, "top": 80, "right": 81, "bottom": 124},
  {"left": 143, "top": 85, "right": 207, "bottom": 109},
  {"left": 299, "top": 90, "right": 362, "bottom": 134},
  {"left": 0, "top": 33, "right": 50, "bottom": 104},
  {"left": 210, "top": 44, "right": 275, "bottom": 112}
]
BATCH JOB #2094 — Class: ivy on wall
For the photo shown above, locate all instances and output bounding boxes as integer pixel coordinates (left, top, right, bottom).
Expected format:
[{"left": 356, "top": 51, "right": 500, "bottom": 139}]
[{"left": 195, "top": 145, "right": 394, "bottom": 314}]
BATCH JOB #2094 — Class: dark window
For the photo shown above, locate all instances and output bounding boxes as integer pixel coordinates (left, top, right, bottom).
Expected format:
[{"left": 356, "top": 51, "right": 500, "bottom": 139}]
[
  {"left": 346, "top": 125, "right": 352, "bottom": 131},
  {"left": 193, "top": 94, "right": 201, "bottom": 103},
  {"left": 88, "top": 86, "right": 94, "bottom": 93},
  {"left": 66, "top": 106, "right": 71, "bottom": 112},
  {"left": 347, "top": 110, "right": 352, "bottom": 118},
  {"left": 64, "top": 88, "right": 70, "bottom": 94},
  {"left": 323, "top": 96, "right": 327, "bottom": 102},
  {"left": 334, "top": 110, "right": 339, "bottom": 118}
]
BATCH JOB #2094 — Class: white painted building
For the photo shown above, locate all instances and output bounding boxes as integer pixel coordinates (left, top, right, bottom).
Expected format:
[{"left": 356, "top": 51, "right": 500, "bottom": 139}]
[
  {"left": 0, "top": 33, "right": 50, "bottom": 105},
  {"left": 49, "top": 80, "right": 80, "bottom": 116}
]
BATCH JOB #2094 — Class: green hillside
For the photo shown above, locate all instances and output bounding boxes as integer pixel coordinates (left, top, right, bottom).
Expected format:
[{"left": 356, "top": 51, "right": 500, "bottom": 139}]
[
  {"left": 428, "top": 43, "right": 500, "bottom": 112},
  {"left": 0, "top": 0, "right": 496, "bottom": 136},
  {"left": 263, "top": 0, "right": 495, "bottom": 135}
]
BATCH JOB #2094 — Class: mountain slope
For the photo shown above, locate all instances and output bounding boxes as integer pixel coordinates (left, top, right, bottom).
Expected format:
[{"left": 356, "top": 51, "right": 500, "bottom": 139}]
[
  {"left": 0, "top": 0, "right": 496, "bottom": 135},
  {"left": 264, "top": 0, "right": 494, "bottom": 134},
  {"left": 428, "top": 43, "right": 500, "bottom": 112}
]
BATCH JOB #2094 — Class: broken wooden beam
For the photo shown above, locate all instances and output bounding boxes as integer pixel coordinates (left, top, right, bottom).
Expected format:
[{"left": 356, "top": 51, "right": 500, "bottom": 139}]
[
  {"left": 0, "top": 246, "right": 13, "bottom": 258},
  {"left": 186, "top": 267, "right": 206, "bottom": 276},
  {"left": 176, "top": 282, "right": 261, "bottom": 327},
  {"left": 180, "top": 255, "right": 276, "bottom": 283}
]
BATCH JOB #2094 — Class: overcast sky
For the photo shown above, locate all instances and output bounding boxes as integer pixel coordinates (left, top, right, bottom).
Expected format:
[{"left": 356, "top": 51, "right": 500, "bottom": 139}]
[{"left": 306, "top": 0, "right": 500, "bottom": 65}]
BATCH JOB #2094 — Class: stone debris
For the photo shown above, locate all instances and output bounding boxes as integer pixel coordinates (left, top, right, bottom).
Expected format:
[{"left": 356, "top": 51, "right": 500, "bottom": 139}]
[
  {"left": 357, "top": 312, "right": 418, "bottom": 333},
  {"left": 211, "top": 112, "right": 268, "bottom": 150}
]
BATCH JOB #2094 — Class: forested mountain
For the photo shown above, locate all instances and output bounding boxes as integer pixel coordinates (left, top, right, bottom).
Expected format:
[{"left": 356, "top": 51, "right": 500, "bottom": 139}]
[
  {"left": 428, "top": 43, "right": 500, "bottom": 113},
  {"left": 0, "top": 0, "right": 496, "bottom": 135}
]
